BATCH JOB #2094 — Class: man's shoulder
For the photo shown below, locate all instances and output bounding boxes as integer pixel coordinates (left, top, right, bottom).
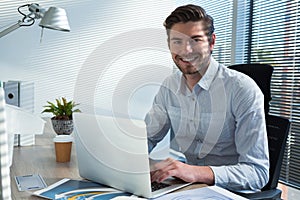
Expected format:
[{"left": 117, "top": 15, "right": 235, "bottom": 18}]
[
  {"left": 219, "top": 65, "right": 263, "bottom": 101},
  {"left": 220, "top": 65, "right": 257, "bottom": 87}
]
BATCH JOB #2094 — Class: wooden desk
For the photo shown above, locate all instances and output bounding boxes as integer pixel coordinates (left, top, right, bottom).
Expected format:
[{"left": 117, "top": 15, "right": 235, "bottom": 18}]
[
  {"left": 9, "top": 130, "right": 81, "bottom": 200},
  {"left": 9, "top": 129, "right": 206, "bottom": 199}
]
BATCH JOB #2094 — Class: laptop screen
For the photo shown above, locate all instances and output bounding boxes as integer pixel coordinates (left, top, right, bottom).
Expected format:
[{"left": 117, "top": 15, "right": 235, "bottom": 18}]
[{"left": 73, "top": 113, "right": 153, "bottom": 197}]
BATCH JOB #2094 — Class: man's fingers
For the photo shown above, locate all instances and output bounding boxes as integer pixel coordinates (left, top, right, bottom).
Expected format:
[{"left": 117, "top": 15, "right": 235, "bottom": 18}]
[
  {"left": 152, "top": 158, "right": 175, "bottom": 171},
  {"left": 150, "top": 158, "right": 177, "bottom": 182},
  {"left": 151, "top": 169, "right": 174, "bottom": 183}
]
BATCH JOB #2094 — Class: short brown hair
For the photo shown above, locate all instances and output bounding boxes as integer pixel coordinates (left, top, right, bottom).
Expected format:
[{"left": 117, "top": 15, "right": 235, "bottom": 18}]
[{"left": 164, "top": 4, "right": 215, "bottom": 44}]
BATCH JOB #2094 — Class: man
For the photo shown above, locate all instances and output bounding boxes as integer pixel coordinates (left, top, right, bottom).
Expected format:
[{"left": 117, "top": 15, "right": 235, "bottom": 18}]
[{"left": 145, "top": 4, "right": 269, "bottom": 192}]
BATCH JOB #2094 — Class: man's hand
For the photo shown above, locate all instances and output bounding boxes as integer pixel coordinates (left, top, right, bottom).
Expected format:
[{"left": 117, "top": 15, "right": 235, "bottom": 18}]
[{"left": 150, "top": 158, "right": 215, "bottom": 185}]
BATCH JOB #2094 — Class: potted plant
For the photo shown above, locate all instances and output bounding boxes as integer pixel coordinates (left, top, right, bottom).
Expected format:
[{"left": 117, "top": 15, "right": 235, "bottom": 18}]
[{"left": 42, "top": 97, "right": 81, "bottom": 135}]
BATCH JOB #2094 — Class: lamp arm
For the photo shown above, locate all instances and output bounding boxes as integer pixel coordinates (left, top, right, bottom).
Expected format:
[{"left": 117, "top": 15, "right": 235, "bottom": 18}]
[
  {"left": 0, "top": 21, "right": 23, "bottom": 38},
  {"left": 0, "top": 3, "right": 70, "bottom": 39},
  {"left": 0, "top": 4, "right": 38, "bottom": 39}
]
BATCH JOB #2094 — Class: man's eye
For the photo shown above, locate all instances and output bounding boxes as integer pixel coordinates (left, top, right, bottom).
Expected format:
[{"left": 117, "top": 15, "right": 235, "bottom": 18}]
[
  {"left": 192, "top": 38, "right": 202, "bottom": 42},
  {"left": 172, "top": 40, "right": 182, "bottom": 45}
]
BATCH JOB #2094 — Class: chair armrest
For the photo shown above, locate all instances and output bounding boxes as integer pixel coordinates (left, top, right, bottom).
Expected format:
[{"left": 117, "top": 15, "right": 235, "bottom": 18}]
[{"left": 238, "top": 188, "right": 282, "bottom": 200}]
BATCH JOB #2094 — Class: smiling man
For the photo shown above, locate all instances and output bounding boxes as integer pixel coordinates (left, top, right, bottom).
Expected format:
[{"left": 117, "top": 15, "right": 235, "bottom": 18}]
[{"left": 145, "top": 4, "right": 269, "bottom": 193}]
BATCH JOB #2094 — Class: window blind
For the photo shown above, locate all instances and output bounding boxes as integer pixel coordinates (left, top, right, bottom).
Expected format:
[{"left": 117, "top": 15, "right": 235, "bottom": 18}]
[
  {"left": 235, "top": 0, "right": 251, "bottom": 64},
  {"left": 0, "top": 88, "right": 11, "bottom": 199},
  {"left": 251, "top": 0, "right": 300, "bottom": 188},
  {"left": 202, "top": 0, "right": 234, "bottom": 66},
  {"left": 204, "top": 0, "right": 234, "bottom": 66}
]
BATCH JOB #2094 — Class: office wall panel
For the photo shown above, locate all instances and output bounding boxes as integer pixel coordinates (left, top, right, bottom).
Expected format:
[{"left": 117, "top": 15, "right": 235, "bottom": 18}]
[{"left": 0, "top": 1, "right": 176, "bottom": 117}]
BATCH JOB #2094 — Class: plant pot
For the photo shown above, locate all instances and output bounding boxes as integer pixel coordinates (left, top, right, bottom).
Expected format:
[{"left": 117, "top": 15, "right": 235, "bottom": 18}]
[{"left": 51, "top": 119, "right": 74, "bottom": 135}]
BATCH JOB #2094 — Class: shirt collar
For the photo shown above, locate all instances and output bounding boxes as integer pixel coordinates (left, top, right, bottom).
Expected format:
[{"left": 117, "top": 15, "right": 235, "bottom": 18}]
[{"left": 198, "top": 56, "right": 219, "bottom": 91}]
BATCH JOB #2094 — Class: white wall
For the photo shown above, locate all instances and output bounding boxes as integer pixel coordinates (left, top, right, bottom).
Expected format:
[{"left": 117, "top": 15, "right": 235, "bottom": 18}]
[{"left": 0, "top": 0, "right": 177, "bottom": 119}]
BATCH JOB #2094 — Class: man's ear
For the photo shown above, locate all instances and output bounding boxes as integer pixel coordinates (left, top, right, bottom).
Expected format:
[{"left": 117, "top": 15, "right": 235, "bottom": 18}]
[{"left": 210, "top": 33, "right": 216, "bottom": 50}]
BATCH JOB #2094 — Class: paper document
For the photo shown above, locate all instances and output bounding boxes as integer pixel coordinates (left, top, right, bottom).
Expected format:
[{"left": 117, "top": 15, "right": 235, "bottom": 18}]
[
  {"left": 155, "top": 185, "right": 248, "bottom": 200},
  {"left": 33, "top": 178, "right": 133, "bottom": 199}
]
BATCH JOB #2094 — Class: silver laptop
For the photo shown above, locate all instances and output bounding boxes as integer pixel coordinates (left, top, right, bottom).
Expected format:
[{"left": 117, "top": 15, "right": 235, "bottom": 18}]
[{"left": 73, "top": 112, "right": 191, "bottom": 198}]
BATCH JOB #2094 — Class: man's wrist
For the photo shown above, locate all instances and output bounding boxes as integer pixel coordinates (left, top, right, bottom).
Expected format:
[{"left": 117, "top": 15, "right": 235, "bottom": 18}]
[{"left": 194, "top": 166, "right": 215, "bottom": 185}]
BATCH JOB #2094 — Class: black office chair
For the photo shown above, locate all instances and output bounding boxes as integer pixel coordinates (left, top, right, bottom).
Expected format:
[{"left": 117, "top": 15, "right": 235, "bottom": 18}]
[
  {"left": 228, "top": 64, "right": 291, "bottom": 200},
  {"left": 228, "top": 63, "right": 273, "bottom": 114}
]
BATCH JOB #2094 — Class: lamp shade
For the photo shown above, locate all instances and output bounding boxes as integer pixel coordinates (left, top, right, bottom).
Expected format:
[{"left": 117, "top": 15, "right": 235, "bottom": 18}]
[{"left": 39, "top": 7, "right": 70, "bottom": 32}]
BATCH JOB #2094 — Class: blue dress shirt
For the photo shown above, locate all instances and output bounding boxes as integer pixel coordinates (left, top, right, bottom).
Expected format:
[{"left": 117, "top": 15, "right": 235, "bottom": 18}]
[{"left": 145, "top": 56, "right": 269, "bottom": 192}]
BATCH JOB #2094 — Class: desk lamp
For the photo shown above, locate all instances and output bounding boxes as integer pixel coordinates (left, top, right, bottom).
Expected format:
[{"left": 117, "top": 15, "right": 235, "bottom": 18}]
[{"left": 0, "top": 3, "right": 70, "bottom": 38}]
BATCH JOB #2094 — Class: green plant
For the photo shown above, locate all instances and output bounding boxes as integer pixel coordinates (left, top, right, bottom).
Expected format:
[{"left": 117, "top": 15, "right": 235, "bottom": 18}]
[{"left": 42, "top": 97, "right": 81, "bottom": 120}]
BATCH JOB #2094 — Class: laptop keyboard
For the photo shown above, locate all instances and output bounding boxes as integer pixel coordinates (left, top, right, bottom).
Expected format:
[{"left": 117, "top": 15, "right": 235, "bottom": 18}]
[{"left": 151, "top": 182, "right": 171, "bottom": 192}]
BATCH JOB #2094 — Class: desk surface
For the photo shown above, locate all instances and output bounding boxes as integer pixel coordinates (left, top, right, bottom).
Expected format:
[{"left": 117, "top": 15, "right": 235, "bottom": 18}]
[
  {"left": 9, "top": 128, "right": 206, "bottom": 199},
  {"left": 10, "top": 130, "right": 81, "bottom": 200}
]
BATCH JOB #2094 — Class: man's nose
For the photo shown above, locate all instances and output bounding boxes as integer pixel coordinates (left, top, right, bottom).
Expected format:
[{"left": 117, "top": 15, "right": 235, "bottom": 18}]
[{"left": 182, "top": 41, "right": 193, "bottom": 53}]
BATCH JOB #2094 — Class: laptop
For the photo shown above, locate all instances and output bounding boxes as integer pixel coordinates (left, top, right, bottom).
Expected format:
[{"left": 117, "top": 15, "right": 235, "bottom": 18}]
[{"left": 73, "top": 112, "right": 191, "bottom": 198}]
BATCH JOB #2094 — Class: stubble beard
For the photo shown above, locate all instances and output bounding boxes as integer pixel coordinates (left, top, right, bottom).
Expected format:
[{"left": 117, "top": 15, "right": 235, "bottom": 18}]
[{"left": 174, "top": 54, "right": 210, "bottom": 76}]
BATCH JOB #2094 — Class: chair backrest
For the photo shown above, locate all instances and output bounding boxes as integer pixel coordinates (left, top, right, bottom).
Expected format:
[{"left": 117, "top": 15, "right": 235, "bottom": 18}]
[
  {"left": 263, "top": 114, "right": 290, "bottom": 190},
  {"left": 228, "top": 64, "right": 273, "bottom": 114}
]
